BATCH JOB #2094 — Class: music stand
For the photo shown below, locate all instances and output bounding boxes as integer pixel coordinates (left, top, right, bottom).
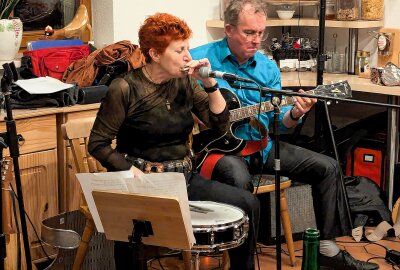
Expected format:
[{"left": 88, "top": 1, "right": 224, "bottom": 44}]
[{"left": 92, "top": 190, "right": 193, "bottom": 269}]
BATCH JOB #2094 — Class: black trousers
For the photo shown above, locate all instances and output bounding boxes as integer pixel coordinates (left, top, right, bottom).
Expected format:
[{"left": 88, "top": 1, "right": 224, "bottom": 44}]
[{"left": 247, "top": 141, "right": 352, "bottom": 240}]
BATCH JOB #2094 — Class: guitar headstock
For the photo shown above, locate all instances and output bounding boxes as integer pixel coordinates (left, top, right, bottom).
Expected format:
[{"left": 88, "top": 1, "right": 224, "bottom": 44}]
[{"left": 314, "top": 80, "right": 352, "bottom": 99}]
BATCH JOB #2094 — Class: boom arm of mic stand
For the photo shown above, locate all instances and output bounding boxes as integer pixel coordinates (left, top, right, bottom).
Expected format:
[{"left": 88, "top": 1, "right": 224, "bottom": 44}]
[{"left": 229, "top": 83, "right": 400, "bottom": 109}]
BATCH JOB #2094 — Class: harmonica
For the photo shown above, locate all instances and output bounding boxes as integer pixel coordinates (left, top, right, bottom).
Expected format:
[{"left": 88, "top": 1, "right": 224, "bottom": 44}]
[{"left": 180, "top": 66, "right": 190, "bottom": 73}]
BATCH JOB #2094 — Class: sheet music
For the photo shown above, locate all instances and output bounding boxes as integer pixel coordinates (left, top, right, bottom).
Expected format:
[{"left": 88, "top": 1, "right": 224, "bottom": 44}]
[
  {"left": 76, "top": 171, "right": 195, "bottom": 245},
  {"left": 14, "top": 76, "right": 75, "bottom": 94}
]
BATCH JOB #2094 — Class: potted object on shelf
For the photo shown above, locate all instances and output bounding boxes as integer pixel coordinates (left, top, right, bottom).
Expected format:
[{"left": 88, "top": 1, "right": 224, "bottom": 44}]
[
  {"left": 0, "top": 0, "right": 23, "bottom": 62},
  {"left": 276, "top": 6, "right": 295, "bottom": 19},
  {"left": 337, "top": 0, "right": 359, "bottom": 20}
]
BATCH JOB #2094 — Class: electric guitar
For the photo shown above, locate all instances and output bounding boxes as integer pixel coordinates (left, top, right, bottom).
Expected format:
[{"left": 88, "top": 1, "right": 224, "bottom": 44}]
[{"left": 192, "top": 81, "right": 352, "bottom": 169}]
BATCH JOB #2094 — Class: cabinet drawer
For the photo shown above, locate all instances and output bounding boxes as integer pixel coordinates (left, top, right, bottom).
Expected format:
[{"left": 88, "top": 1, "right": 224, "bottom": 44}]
[{"left": 0, "top": 115, "right": 57, "bottom": 155}]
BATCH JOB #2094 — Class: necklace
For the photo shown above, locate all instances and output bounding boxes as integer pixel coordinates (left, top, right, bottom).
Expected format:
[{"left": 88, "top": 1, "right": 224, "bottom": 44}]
[{"left": 143, "top": 66, "right": 171, "bottom": 111}]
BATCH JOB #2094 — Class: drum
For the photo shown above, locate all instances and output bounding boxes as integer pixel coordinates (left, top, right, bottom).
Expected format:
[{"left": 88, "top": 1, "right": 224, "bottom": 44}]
[{"left": 190, "top": 201, "right": 249, "bottom": 253}]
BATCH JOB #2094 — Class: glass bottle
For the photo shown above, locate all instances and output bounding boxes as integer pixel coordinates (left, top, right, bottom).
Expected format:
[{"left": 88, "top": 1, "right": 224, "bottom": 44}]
[
  {"left": 359, "top": 51, "right": 371, "bottom": 78},
  {"left": 301, "top": 228, "right": 320, "bottom": 270},
  {"left": 355, "top": 50, "right": 363, "bottom": 75},
  {"left": 361, "top": 0, "right": 384, "bottom": 20},
  {"left": 336, "top": 0, "right": 359, "bottom": 20},
  {"left": 326, "top": 0, "right": 336, "bottom": 20}
]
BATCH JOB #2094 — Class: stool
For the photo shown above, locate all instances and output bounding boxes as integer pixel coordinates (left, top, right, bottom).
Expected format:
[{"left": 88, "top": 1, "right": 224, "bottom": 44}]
[{"left": 221, "top": 175, "right": 296, "bottom": 268}]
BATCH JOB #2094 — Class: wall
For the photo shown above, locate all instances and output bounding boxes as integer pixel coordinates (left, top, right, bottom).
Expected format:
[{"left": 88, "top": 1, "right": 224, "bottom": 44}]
[
  {"left": 92, "top": 0, "right": 220, "bottom": 48},
  {"left": 91, "top": 0, "right": 399, "bottom": 64},
  {"left": 384, "top": 0, "right": 400, "bottom": 28}
]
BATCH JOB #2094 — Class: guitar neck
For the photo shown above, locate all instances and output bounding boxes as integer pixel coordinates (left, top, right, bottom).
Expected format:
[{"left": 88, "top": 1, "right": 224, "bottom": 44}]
[{"left": 229, "top": 90, "right": 316, "bottom": 122}]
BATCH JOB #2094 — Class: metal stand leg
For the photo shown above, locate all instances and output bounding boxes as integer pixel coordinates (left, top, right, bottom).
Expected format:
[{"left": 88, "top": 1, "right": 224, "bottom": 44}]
[{"left": 191, "top": 253, "right": 200, "bottom": 270}]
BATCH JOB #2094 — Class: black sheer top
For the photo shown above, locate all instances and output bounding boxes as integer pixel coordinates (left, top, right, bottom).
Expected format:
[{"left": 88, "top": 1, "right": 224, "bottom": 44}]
[{"left": 88, "top": 68, "right": 229, "bottom": 171}]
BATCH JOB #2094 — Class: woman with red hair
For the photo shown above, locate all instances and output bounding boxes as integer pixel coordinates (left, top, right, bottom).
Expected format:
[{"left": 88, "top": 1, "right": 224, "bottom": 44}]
[{"left": 89, "top": 13, "right": 259, "bottom": 270}]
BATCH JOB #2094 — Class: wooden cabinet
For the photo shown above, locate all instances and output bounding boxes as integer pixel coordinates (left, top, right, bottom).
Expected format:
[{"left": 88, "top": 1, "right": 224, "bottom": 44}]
[{"left": 0, "top": 104, "right": 100, "bottom": 270}]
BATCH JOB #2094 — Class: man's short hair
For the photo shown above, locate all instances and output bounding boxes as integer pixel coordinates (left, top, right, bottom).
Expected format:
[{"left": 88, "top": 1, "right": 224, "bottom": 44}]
[{"left": 224, "top": 0, "right": 267, "bottom": 26}]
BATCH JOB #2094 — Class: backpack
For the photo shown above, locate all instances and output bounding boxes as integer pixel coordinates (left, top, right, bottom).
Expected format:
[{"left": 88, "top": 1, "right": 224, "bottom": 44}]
[{"left": 345, "top": 176, "right": 392, "bottom": 227}]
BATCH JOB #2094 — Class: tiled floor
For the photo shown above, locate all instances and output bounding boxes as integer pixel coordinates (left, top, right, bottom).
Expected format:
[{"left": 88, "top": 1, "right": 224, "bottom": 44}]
[{"left": 149, "top": 236, "right": 400, "bottom": 270}]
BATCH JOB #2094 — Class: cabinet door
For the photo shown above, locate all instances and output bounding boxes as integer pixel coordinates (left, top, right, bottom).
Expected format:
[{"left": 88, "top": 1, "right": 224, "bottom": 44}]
[{"left": 5, "top": 149, "right": 58, "bottom": 269}]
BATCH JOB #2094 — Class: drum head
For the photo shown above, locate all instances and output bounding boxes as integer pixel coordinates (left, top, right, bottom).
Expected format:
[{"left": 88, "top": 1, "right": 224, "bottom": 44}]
[{"left": 190, "top": 201, "right": 244, "bottom": 226}]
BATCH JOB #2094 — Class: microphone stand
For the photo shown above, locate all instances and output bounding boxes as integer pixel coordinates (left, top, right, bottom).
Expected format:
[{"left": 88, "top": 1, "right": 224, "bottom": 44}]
[
  {"left": 1, "top": 62, "right": 33, "bottom": 270},
  {"left": 230, "top": 81, "right": 400, "bottom": 270},
  {"left": 315, "top": 0, "right": 354, "bottom": 229},
  {"left": 0, "top": 137, "right": 7, "bottom": 270}
]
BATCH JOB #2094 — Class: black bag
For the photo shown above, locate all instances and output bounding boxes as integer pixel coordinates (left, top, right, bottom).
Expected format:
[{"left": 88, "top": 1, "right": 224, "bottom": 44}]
[
  {"left": 93, "top": 59, "right": 128, "bottom": 86},
  {"left": 345, "top": 176, "right": 392, "bottom": 227},
  {"left": 9, "top": 84, "right": 79, "bottom": 109},
  {"left": 77, "top": 85, "right": 109, "bottom": 104}
]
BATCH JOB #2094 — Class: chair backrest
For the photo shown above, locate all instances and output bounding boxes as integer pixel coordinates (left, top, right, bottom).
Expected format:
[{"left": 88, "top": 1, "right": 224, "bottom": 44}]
[
  {"left": 393, "top": 197, "right": 400, "bottom": 223},
  {"left": 61, "top": 117, "right": 105, "bottom": 174}
]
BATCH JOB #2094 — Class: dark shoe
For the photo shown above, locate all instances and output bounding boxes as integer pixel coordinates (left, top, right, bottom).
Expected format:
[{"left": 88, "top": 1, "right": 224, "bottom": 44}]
[{"left": 319, "top": 250, "right": 379, "bottom": 270}]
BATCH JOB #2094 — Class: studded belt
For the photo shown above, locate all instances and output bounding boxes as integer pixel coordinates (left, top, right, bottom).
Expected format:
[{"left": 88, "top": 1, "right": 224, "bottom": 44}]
[{"left": 125, "top": 155, "right": 192, "bottom": 174}]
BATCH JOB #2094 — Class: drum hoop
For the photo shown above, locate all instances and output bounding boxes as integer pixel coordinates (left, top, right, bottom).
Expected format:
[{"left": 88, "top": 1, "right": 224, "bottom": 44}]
[
  {"left": 188, "top": 232, "right": 248, "bottom": 253},
  {"left": 192, "top": 216, "right": 247, "bottom": 232}
]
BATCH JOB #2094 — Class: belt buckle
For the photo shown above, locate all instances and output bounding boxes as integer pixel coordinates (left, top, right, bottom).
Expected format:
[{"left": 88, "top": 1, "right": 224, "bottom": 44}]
[{"left": 144, "top": 162, "right": 164, "bottom": 173}]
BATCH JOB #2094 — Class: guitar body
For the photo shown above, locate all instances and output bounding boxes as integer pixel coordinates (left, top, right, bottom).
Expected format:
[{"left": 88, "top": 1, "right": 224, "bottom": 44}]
[{"left": 192, "top": 88, "right": 248, "bottom": 169}]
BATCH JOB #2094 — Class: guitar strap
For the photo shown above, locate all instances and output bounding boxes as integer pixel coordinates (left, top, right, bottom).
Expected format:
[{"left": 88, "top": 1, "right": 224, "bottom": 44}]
[{"left": 200, "top": 118, "right": 268, "bottom": 179}]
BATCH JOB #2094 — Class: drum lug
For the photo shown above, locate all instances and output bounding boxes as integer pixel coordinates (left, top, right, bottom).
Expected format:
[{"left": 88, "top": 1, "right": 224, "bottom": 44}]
[
  {"left": 210, "top": 231, "right": 215, "bottom": 245},
  {"left": 233, "top": 225, "right": 241, "bottom": 240}
]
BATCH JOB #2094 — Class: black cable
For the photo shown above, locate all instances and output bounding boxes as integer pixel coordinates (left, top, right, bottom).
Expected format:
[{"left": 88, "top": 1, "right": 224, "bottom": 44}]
[
  {"left": 9, "top": 186, "right": 52, "bottom": 261},
  {"left": 156, "top": 258, "right": 165, "bottom": 270},
  {"left": 10, "top": 185, "right": 21, "bottom": 270}
]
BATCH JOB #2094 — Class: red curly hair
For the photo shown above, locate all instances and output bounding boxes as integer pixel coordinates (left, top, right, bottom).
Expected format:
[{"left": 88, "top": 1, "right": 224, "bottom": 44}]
[{"left": 139, "top": 13, "right": 193, "bottom": 63}]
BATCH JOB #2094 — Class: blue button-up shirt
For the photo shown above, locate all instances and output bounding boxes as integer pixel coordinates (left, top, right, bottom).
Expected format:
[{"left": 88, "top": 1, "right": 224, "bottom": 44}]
[{"left": 190, "top": 38, "right": 293, "bottom": 161}]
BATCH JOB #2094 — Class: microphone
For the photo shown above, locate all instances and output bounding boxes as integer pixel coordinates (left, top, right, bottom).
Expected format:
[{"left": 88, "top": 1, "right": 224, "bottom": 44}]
[{"left": 199, "top": 67, "right": 254, "bottom": 83}]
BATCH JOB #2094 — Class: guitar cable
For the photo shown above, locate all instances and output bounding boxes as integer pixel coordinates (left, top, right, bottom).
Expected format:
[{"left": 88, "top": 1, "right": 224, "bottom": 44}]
[{"left": 8, "top": 185, "right": 53, "bottom": 264}]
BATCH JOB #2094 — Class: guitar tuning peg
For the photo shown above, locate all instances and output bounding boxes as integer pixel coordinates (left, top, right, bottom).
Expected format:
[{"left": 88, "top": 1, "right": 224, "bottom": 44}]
[{"left": 327, "top": 100, "right": 332, "bottom": 105}]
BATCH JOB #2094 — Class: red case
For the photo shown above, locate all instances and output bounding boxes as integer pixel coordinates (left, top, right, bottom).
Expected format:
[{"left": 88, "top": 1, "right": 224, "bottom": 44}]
[
  {"left": 23, "top": 45, "right": 90, "bottom": 80},
  {"left": 346, "top": 140, "right": 386, "bottom": 188}
]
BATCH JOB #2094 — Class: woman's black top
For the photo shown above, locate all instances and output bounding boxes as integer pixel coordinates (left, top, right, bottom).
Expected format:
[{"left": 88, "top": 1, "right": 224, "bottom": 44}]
[{"left": 88, "top": 68, "right": 229, "bottom": 172}]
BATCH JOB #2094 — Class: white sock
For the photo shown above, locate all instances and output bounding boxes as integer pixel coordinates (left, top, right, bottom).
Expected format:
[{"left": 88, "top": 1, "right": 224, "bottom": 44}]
[{"left": 319, "top": 240, "right": 340, "bottom": 257}]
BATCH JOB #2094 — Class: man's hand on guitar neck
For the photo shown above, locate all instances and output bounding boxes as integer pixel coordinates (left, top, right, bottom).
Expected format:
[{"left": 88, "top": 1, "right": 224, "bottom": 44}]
[{"left": 283, "top": 89, "right": 318, "bottom": 128}]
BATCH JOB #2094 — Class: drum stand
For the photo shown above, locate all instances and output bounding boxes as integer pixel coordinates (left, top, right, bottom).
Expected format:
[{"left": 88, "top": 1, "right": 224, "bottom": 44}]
[{"left": 189, "top": 252, "right": 201, "bottom": 270}]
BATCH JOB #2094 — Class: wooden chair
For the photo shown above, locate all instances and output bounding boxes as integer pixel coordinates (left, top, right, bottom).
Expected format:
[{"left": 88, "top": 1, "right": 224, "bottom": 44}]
[
  {"left": 393, "top": 197, "right": 400, "bottom": 223},
  {"left": 219, "top": 176, "right": 296, "bottom": 270},
  {"left": 61, "top": 116, "right": 105, "bottom": 270}
]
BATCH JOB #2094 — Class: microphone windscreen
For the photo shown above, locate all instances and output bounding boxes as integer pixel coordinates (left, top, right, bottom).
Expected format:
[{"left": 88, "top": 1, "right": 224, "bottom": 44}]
[{"left": 198, "top": 67, "right": 210, "bottom": 78}]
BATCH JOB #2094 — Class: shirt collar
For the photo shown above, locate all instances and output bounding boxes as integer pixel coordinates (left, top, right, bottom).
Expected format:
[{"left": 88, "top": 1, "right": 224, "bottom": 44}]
[{"left": 220, "top": 37, "right": 258, "bottom": 68}]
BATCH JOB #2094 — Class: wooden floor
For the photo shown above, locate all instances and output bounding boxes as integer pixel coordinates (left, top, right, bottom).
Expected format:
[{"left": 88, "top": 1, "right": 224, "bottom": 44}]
[{"left": 148, "top": 236, "right": 400, "bottom": 270}]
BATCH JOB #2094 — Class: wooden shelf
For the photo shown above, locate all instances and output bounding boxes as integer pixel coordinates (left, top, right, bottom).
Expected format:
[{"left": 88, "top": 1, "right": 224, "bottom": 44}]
[
  {"left": 206, "top": 19, "right": 384, "bottom": 29},
  {"left": 280, "top": 71, "right": 400, "bottom": 96}
]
